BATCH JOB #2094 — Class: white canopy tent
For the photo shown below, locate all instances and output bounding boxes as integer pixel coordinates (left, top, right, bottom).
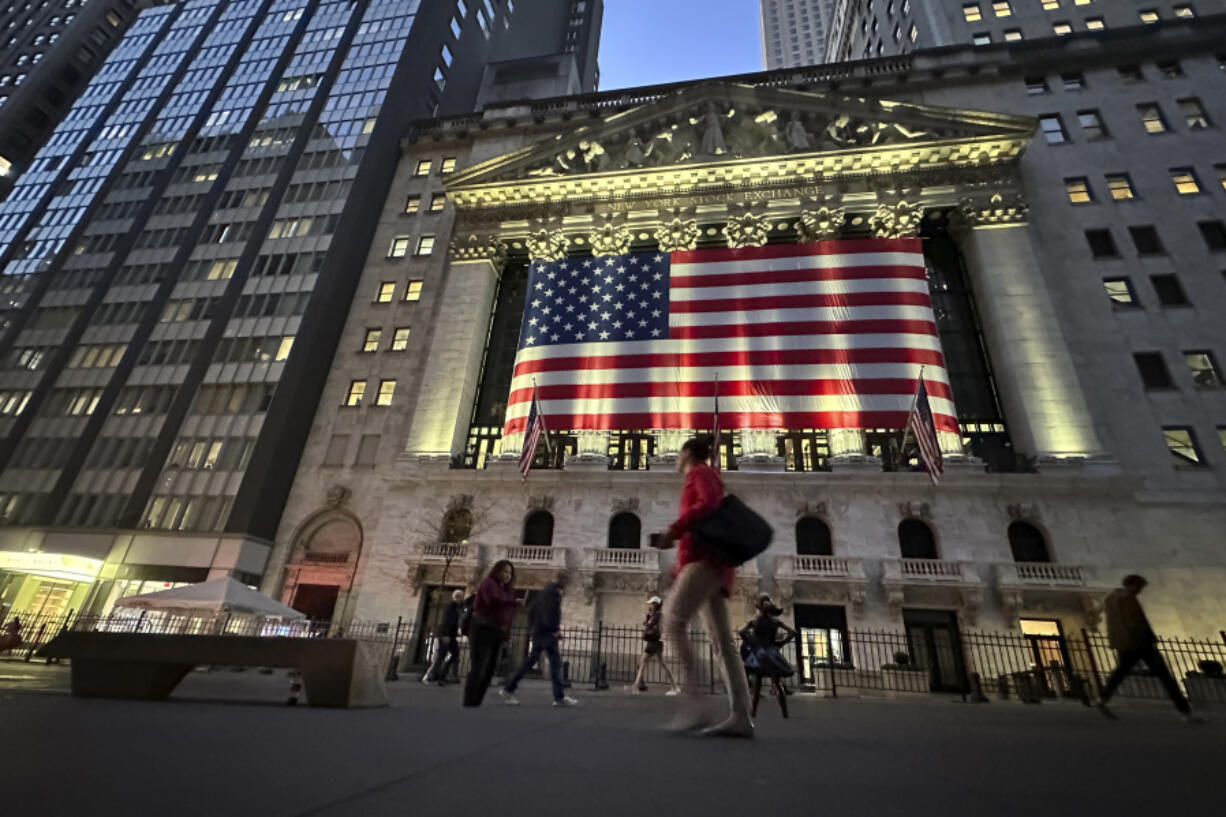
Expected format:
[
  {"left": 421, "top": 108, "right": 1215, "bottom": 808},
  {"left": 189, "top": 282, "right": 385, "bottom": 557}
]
[{"left": 112, "top": 577, "right": 304, "bottom": 620}]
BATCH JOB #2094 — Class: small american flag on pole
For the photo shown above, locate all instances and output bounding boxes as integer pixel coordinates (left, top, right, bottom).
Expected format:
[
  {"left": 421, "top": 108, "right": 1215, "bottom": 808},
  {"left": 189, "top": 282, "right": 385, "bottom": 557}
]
[
  {"left": 711, "top": 374, "right": 721, "bottom": 474},
  {"left": 905, "top": 374, "right": 944, "bottom": 485},
  {"left": 518, "top": 385, "right": 549, "bottom": 480}
]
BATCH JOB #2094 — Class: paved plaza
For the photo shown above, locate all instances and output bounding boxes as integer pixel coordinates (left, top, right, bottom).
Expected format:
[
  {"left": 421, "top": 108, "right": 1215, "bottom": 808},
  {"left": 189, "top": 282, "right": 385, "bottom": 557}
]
[{"left": 2, "top": 662, "right": 1221, "bottom": 817}]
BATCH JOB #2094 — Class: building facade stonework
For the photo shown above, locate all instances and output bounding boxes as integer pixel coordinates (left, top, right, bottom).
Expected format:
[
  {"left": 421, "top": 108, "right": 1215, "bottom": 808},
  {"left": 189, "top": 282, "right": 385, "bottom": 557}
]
[{"left": 266, "top": 22, "right": 1226, "bottom": 652}]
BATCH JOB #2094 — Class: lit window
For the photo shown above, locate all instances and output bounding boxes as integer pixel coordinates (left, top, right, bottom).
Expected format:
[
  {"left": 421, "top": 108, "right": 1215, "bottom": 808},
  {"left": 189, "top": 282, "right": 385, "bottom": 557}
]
[
  {"left": 416, "top": 235, "right": 435, "bottom": 256},
  {"left": 275, "top": 337, "right": 294, "bottom": 361},
  {"left": 1103, "top": 278, "right": 1138, "bottom": 307},
  {"left": 1085, "top": 16, "right": 1104, "bottom": 30},
  {"left": 1139, "top": 9, "right": 1158, "bottom": 22},
  {"left": 1216, "top": 164, "right": 1226, "bottom": 192},
  {"left": 1137, "top": 103, "right": 1169, "bottom": 133},
  {"left": 1039, "top": 114, "right": 1067, "bottom": 143},
  {"left": 1173, "top": 4, "right": 1194, "bottom": 18},
  {"left": 1185, "top": 351, "right": 1224, "bottom": 388},
  {"left": 391, "top": 328, "right": 411, "bottom": 351},
  {"left": 1003, "top": 29, "right": 1022, "bottom": 41},
  {"left": 433, "top": 67, "right": 446, "bottom": 90},
  {"left": 362, "top": 329, "right": 382, "bottom": 352},
  {"left": 1052, "top": 21, "right": 1072, "bottom": 34},
  {"left": 1178, "top": 98, "right": 1211, "bottom": 129},
  {"left": 1065, "top": 177, "right": 1093, "bottom": 203},
  {"left": 404, "top": 280, "right": 423, "bottom": 301},
  {"left": 962, "top": 3, "right": 981, "bottom": 21},
  {"left": 1171, "top": 168, "right": 1201, "bottom": 195},
  {"left": 344, "top": 381, "right": 366, "bottom": 406},
  {"left": 430, "top": 193, "right": 446, "bottom": 211},
  {"left": 441, "top": 45, "right": 452, "bottom": 67},
  {"left": 414, "top": 159, "right": 431, "bottom": 176},
  {"left": 992, "top": 0, "right": 1011, "bottom": 16},
  {"left": 909, "top": 24, "right": 917, "bottom": 41},
  {"left": 1062, "top": 72, "right": 1084, "bottom": 90},
  {"left": 1077, "top": 110, "right": 1107, "bottom": 140},
  {"left": 1151, "top": 274, "right": 1189, "bottom": 306},
  {"left": 404, "top": 195, "right": 420, "bottom": 214},
  {"left": 376, "top": 379, "right": 396, "bottom": 406},
  {"left": 440, "top": 157, "right": 457, "bottom": 174},
  {"left": 1163, "top": 427, "right": 1203, "bottom": 467},
  {"left": 1134, "top": 352, "right": 1173, "bottom": 389},
  {"left": 1105, "top": 174, "right": 1135, "bottom": 200},
  {"left": 389, "top": 236, "right": 411, "bottom": 257},
  {"left": 972, "top": 32, "right": 990, "bottom": 45},
  {"left": 1025, "top": 76, "right": 1048, "bottom": 95},
  {"left": 375, "top": 282, "right": 395, "bottom": 303},
  {"left": 1042, "top": 0, "right": 1058, "bottom": 8}
]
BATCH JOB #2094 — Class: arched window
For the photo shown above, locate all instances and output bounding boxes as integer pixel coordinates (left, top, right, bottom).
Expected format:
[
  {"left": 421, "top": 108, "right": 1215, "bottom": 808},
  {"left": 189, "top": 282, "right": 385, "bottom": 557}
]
[
  {"left": 522, "top": 510, "right": 554, "bottom": 547},
  {"left": 1008, "top": 521, "right": 1050, "bottom": 563},
  {"left": 898, "top": 518, "right": 937, "bottom": 559},
  {"left": 795, "top": 516, "right": 832, "bottom": 556},
  {"left": 440, "top": 508, "right": 473, "bottom": 543},
  {"left": 608, "top": 512, "right": 641, "bottom": 549}
]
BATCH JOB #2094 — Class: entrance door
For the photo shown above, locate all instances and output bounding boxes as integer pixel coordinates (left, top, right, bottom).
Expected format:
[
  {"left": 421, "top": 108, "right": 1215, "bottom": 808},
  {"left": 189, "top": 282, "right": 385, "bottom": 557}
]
[
  {"left": 902, "top": 609, "right": 967, "bottom": 693},
  {"left": 291, "top": 584, "right": 339, "bottom": 621},
  {"left": 794, "top": 604, "right": 849, "bottom": 688},
  {"left": 1019, "top": 618, "right": 1072, "bottom": 697}
]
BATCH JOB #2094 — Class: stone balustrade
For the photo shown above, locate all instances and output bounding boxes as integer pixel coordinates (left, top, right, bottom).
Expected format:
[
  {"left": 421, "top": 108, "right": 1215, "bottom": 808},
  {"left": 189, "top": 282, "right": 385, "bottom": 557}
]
[
  {"left": 775, "top": 554, "right": 867, "bottom": 581},
  {"left": 882, "top": 557, "right": 981, "bottom": 585},
  {"left": 995, "top": 561, "right": 1091, "bottom": 588},
  {"left": 581, "top": 547, "right": 662, "bottom": 572}
]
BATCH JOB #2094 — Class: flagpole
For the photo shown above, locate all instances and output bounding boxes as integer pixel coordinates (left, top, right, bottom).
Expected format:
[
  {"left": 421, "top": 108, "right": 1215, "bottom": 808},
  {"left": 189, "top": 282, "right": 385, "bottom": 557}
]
[
  {"left": 712, "top": 371, "right": 721, "bottom": 474},
  {"left": 900, "top": 365, "right": 925, "bottom": 453}
]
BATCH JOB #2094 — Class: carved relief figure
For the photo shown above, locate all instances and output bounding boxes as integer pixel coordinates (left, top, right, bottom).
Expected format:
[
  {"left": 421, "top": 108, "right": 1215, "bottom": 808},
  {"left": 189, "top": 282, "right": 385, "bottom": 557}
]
[
  {"left": 696, "top": 102, "right": 727, "bottom": 156},
  {"left": 784, "top": 112, "right": 811, "bottom": 152},
  {"left": 623, "top": 132, "right": 647, "bottom": 168}
]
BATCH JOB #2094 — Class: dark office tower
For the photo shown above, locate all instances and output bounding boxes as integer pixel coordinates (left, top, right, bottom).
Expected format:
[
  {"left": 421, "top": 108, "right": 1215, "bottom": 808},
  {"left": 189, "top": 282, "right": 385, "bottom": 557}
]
[
  {"left": 0, "top": 0, "right": 566, "bottom": 614},
  {"left": 0, "top": 0, "right": 159, "bottom": 196},
  {"left": 481, "top": 0, "right": 601, "bottom": 103}
]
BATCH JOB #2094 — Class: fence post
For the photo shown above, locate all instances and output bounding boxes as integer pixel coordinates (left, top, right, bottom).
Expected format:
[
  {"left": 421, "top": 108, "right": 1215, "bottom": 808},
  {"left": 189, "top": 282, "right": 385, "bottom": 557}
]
[
  {"left": 827, "top": 634, "right": 837, "bottom": 699},
  {"left": 709, "top": 632, "right": 716, "bottom": 694},
  {"left": 1081, "top": 628, "right": 1104, "bottom": 701},
  {"left": 591, "top": 620, "right": 603, "bottom": 691},
  {"left": 385, "top": 616, "right": 402, "bottom": 682},
  {"left": 1220, "top": 630, "right": 1225, "bottom": 648}
]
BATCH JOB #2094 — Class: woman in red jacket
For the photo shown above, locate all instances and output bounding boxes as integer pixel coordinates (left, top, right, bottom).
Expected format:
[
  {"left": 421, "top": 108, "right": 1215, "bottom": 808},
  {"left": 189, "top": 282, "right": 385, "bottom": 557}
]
[
  {"left": 654, "top": 437, "right": 753, "bottom": 738},
  {"left": 462, "top": 560, "right": 519, "bottom": 707}
]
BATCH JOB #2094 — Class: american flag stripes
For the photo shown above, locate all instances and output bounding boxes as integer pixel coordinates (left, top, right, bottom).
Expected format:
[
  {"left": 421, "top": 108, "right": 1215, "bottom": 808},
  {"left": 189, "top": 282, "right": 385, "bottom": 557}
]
[
  {"left": 518, "top": 385, "right": 549, "bottom": 479},
  {"left": 905, "top": 374, "right": 944, "bottom": 485},
  {"left": 503, "top": 238, "right": 957, "bottom": 437}
]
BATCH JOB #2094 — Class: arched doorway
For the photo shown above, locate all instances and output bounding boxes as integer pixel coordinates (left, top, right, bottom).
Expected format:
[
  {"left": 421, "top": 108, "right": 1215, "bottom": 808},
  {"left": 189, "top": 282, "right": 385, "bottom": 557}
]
[{"left": 285, "top": 513, "right": 362, "bottom": 622}]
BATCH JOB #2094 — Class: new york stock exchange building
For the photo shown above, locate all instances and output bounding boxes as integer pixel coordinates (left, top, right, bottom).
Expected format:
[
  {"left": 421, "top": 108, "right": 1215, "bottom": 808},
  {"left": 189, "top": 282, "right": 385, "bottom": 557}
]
[{"left": 263, "top": 20, "right": 1226, "bottom": 688}]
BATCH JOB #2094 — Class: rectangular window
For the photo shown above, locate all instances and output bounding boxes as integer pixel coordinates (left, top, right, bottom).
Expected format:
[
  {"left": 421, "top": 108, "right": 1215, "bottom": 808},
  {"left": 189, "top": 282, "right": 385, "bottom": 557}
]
[
  {"left": 1151, "top": 273, "right": 1189, "bottom": 306},
  {"left": 1129, "top": 226, "right": 1164, "bottom": 255},
  {"left": 1218, "top": 427, "right": 1226, "bottom": 455},
  {"left": 1198, "top": 221, "right": 1226, "bottom": 250},
  {"left": 1178, "top": 98, "right": 1211, "bottom": 129},
  {"left": 1039, "top": 114, "right": 1067, "bottom": 144},
  {"left": 1077, "top": 110, "right": 1107, "bottom": 140},
  {"left": 1217, "top": 164, "right": 1226, "bottom": 192},
  {"left": 992, "top": 0, "right": 1011, "bottom": 15},
  {"left": 1138, "top": 103, "right": 1169, "bottom": 133},
  {"left": 1118, "top": 64, "right": 1143, "bottom": 82},
  {"left": 344, "top": 380, "right": 366, "bottom": 406},
  {"left": 1061, "top": 72, "right": 1084, "bottom": 90},
  {"left": 1134, "top": 352, "right": 1174, "bottom": 389},
  {"left": 1170, "top": 167, "right": 1201, "bottom": 195},
  {"left": 1139, "top": 9, "right": 1159, "bottom": 22},
  {"left": 1105, "top": 174, "right": 1134, "bottom": 200},
  {"left": 362, "top": 329, "right": 381, "bottom": 352},
  {"left": 963, "top": 4, "right": 982, "bottom": 21},
  {"left": 1003, "top": 29, "right": 1022, "bottom": 41},
  {"left": 1025, "top": 76, "right": 1048, "bottom": 95},
  {"left": 1156, "top": 60, "right": 1183, "bottom": 78},
  {"left": 1103, "top": 278, "right": 1139, "bottom": 307},
  {"left": 1042, "top": 0, "right": 1058, "bottom": 8},
  {"left": 972, "top": 32, "right": 991, "bottom": 45},
  {"left": 389, "top": 236, "right": 411, "bottom": 257},
  {"left": 404, "top": 195, "right": 420, "bottom": 214},
  {"left": 404, "top": 280, "right": 423, "bottom": 302},
  {"left": 1085, "top": 229, "right": 1118, "bottom": 257},
  {"left": 323, "top": 434, "right": 349, "bottom": 466},
  {"left": 415, "top": 236, "right": 436, "bottom": 256},
  {"left": 355, "top": 434, "right": 380, "bottom": 466},
  {"left": 1163, "top": 427, "right": 1203, "bottom": 467},
  {"left": 1084, "top": 16, "right": 1104, "bottom": 29},
  {"left": 1185, "top": 351, "right": 1224, "bottom": 388},
  {"left": 440, "top": 157, "right": 457, "bottom": 174},
  {"left": 1065, "top": 177, "right": 1093, "bottom": 203},
  {"left": 391, "top": 327, "right": 411, "bottom": 351},
  {"left": 375, "top": 282, "right": 395, "bottom": 303},
  {"left": 1053, "top": 21, "right": 1072, "bottom": 35},
  {"left": 430, "top": 193, "right": 446, "bottom": 211},
  {"left": 1173, "top": 4, "right": 1194, "bottom": 18},
  {"left": 376, "top": 379, "right": 396, "bottom": 406},
  {"left": 414, "top": 159, "right": 432, "bottom": 176}
]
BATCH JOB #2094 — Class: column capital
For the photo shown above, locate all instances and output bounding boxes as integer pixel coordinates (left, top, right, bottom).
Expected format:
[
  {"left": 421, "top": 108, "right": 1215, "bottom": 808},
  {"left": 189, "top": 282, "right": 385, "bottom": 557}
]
[
  {"left": 448, "top": 233, "right": 508, "bottom": 268},
  {"left": 723, "top": 211, "right": 771, "bottom": 249},
  {"left": 956, "top": 192, "right": 1029, "bottom": 228},
  {"left": 869, "top": 200, "right": 924, "bottom": 238},
  {"left": 525, "top": 228, "right": 570, "bottom": 263},
  {"left": 588, "top": 220, "right": 634, "bottom": 256},
  {"left": 797, "top": 204, "right": 846, "bottom": 242},
  {"left": 654, "top": 217, "right": 701, "bottom": 253}
]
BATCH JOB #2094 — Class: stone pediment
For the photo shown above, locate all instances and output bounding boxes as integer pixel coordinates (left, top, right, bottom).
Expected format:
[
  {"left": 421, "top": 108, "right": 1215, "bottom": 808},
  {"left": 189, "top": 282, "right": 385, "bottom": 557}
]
[{"left": 446, "top": 82, "right": 1036, "bottom": 208}]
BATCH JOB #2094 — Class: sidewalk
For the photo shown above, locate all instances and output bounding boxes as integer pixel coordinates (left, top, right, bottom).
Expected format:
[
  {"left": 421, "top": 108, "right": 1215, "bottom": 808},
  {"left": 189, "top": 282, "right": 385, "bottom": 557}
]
[{"left": 4, "top": 667, "right": 1222, "bottom": 817}]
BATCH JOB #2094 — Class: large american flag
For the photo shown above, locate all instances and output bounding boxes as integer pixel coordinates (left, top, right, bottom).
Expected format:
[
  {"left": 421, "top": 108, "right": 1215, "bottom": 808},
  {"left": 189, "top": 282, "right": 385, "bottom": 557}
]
[
  {"left": 906, "top": 375, "right": 944, "bottom": 485},
  {"left": 502, "top": 238, "right": 957, "bottom": 436}
]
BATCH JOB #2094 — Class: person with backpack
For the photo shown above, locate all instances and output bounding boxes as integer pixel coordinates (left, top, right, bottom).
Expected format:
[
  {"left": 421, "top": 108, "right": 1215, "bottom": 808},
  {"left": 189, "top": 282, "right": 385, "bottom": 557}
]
[
  {"left": 499, "top": 570, "right": 577, "bottom": 707},
  {"left": 424, "top": 589, "right": 464, "bottom": 686},
  {"left": 462, "top": 560, "right": 520, "bottom": 707},
  {"left": 627, "top": 595, "right": 681, "bottom": 695},
  {"left": 652, "top": 436, "right": 755, "bottom": 738}
]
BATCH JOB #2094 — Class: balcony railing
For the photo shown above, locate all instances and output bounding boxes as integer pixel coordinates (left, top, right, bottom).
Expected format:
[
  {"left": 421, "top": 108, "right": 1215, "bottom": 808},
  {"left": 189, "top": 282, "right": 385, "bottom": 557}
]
[
  {"left": 300, "top": 552, "right": 351, "bottom": 564},
  {"left": 995, "top": 562, "right": 1091, "bottom": 588},
  {"left": 883, "top": 557, "right": 981, "bottom": 585},
  {"left": 418, "top": 543, "right": 477, "bottom": 563},
  {"left": 581, "top": 547, "right": 661, "bottom": 571},
  {"left": 492, "top": 544, "right": 568, "bottom": 568},
  {"left": 776, "top": 554, "right": 867, "bottom": 581}
]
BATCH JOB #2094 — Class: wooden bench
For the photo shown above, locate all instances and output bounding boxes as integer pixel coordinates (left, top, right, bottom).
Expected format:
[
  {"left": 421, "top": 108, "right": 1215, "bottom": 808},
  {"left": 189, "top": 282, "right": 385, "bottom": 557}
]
[{"left": 37, "top": 632, "right": 388, "bottom": 708}]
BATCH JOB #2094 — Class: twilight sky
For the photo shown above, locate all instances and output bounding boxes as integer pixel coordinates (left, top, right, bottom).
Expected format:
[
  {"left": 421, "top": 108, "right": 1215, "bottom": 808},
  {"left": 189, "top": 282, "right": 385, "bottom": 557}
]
[{"left": 597, "top": 0, "right": 764, "bottom": 91}]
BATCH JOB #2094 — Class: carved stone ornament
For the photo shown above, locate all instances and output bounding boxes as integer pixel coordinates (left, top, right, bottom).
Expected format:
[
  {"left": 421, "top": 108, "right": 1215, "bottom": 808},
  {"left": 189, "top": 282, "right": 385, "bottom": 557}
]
[
  {"left": 869, "top": 200, "right": 924, "bottom": 238},
  {"left": 797, "top": 501, "right": 828, "bottom": 518},
  {"left": 449, "top": 233, "right": 507, "bottom": 266},
  {"left": 528, "top": 495, "right": 555, "bottom": 512},
  {"left": 325, "top": 486, "right": 351, "bottom": 507},
  {"left": 447, "top": 494, "right": 474, "bottom": 511},
  {"left": 612, "top": 497, "right": 640, "bottom": 513},
  {"left": 960, "top": 589, "right": 983, "bottom": 627},
  {"left": 999, "top": 590, "right": 1025, "bottom": 625},
  {"left": 588, "top": 221, "right": 634, "bottom": 256},
  {"left": 525, "top": 228, "right": 569, "bottom": 262},
  {"left": 957, "top": 192, "right": 1029, "bottom": 227},
  {"left": 654, "top": 217, "right": 701, "bottom": 253},
  {"left": 1082, "top": 596, "right": 1104, "bottom": 632},
  {"left": 898, "top": 501, "right": 931, "bottom": 520},
  {"left": 885, "top": 586, "right": 906, "bottom": 618},
  {"left": 723, "top": 212, "right": 770, "bottom": 249},
  {"left": 797, "top": 206, "right": 845, "bottom": 242},
  {"left": 1006, "top": 502, "right": 1040, "bottom": 522}
]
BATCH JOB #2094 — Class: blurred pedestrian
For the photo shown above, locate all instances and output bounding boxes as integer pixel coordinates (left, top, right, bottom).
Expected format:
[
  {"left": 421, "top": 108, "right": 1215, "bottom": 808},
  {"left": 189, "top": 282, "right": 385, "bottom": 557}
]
[
  {"left": 1097, "top": 574, "right": 1203, "bottom": 723},
  {"left": 462, "top": 560, "right": 519, "bottom": 708},
  {"left": 0, "top": 617, "right": 22, "bottom": 653},
  {"left": 627, "top": 596, "right": 681, "bottom": 695},
  {"left": 500, "top": 570, "right": 577, "bottom": 707},
  {"left": 652, "top": 436, "right": 753, "bottom": 738},
  {"left": 740, "top": 594, "right": 796, "bottom": 719},
  {"left": 425, "top": 589, "right": 464, "bottom": 686}
]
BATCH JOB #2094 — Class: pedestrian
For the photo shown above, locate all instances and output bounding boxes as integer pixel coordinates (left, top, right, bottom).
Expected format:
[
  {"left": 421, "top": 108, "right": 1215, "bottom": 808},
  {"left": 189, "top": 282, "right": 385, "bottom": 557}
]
[
  {"left": 627, "top": 596, "right": 681, "bottom": 695},
  {"left": 500, "top": 570, "right": 578, "bottom": 707},
  {"left": 462, "top": 560, "right": 519, "bottom": 708},
  {"left": 740, "top": 594, "right": 796, "bottom": 719},
  {"left": 652, "top": 436, "right": 754, "bottom": 738},
  {"left": 1096, "top": 574, "right": 1203, "bottom": 723},
  {"left": 424, "top": 589, "right": 464, "bottom": 686},
  {"left": 0, "top": 617, "right": 22, "bottom": 653}
]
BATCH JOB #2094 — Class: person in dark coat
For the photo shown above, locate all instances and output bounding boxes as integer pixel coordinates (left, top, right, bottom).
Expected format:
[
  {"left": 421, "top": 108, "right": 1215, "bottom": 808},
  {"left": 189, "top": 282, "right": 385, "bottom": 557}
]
[
  {"left": 425, "top": 589, "right": 464, "bottom": 685},
  {"left": 740, "top": 594, "right": 797, "bottom": 719},
  {"left": 462, "top": 560, "right": 520, "bottom": 707},
  {"left": 500, "top": 571, "right": 577, "bottom": 707}
]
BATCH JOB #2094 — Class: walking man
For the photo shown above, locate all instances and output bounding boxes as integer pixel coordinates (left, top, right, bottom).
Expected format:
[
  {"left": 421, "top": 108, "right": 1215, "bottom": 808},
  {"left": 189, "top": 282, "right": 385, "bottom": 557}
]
[
  {"left": 1097, "top": 574, "right": 1202, "bottom": 722},
  {"left": 653, "top": 436, "right": 753, "bottom": 738},
  {"left": 500, "top": 570, "right": 577, "bottom": 707},
  {"left": 425, "top": 589, "right": 464, "bottom": 685}
]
